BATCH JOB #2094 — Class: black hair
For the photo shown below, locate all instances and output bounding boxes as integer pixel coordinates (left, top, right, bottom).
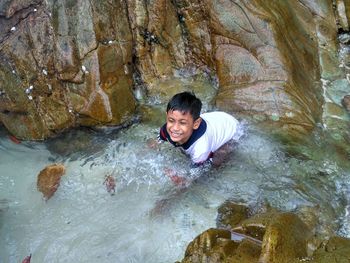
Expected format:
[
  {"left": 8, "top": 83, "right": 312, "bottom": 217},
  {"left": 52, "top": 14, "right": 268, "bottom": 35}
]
[{"left": 166, "top": 91, "right": 202, "bottom": 120}]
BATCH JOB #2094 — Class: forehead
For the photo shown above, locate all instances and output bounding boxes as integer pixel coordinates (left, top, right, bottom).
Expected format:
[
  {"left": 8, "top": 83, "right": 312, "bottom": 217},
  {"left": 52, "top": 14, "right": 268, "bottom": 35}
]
[{"left": 166, "top": 110, "right": 194, "bottom": 120}]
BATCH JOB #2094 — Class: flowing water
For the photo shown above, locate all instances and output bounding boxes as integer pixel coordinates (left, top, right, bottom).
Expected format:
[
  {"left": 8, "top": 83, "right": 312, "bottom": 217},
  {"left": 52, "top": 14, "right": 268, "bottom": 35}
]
[{"left": 1, "top": 75, "right": 350, "bottom": 263}]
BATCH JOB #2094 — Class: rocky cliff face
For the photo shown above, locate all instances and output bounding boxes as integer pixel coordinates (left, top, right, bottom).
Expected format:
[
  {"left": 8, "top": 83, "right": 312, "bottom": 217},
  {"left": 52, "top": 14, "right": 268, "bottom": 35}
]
[
  {"left": 0, "top": 0, "right": 349, "bottom": 140},
  {"left": 0, "top": 0, "right": 136, "bottom": 139}
]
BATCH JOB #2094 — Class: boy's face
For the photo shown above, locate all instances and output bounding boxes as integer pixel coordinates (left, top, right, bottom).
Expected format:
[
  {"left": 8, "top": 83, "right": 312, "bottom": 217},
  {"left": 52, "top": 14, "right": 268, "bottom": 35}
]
[{"left": 166, "top": 110, "right": 201, "bottom": 145}]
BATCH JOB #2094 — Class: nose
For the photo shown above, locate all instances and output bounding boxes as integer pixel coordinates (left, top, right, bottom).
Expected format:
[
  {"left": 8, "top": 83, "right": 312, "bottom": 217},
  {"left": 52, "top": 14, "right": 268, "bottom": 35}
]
[{"left": 173, "top": 122, "right": 180, "bottom": 131}]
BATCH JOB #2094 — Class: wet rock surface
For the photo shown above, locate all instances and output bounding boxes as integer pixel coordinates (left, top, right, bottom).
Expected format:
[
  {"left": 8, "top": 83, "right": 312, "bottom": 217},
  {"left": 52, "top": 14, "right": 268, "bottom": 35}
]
[
  {"left": 179, "top": 201, "right": 350, "bottom": 263},
  {"left": 0, "top": 0, "right": 136, "bottom": 140},
  {"left": 0, "top": 1, "right": 349, "bottom": 141},
  {"left": 37, "top": 163, "right": 65, "bottom": 200},
  {"left": 311, "top": 236, "right": 350, "bottom": 262}
]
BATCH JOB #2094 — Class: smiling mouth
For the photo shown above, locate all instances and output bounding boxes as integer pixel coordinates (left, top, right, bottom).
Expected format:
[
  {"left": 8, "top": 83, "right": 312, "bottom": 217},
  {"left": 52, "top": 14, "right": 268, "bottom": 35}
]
[{"left": 170, "top": 131, "right": 182, "bottom": 138}]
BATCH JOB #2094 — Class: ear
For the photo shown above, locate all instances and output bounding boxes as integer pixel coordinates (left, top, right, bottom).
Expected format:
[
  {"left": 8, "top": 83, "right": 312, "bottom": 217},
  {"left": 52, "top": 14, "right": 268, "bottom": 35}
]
[{"left": 193, "top": 117, "right": 202, "bottom": 130}]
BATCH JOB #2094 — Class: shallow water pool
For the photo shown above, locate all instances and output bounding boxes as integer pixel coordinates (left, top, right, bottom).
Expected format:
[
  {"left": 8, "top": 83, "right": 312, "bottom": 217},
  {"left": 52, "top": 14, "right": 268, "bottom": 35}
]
[{"left": 1, "top": 113, "right": 350, "bottom": 262}]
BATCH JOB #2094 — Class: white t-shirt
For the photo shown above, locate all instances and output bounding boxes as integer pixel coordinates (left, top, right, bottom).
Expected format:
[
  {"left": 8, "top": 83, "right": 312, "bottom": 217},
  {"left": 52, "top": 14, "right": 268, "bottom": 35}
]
[
  {"left": 159, "top": 111, "right": 240, "bottom": 164},
  {"left": 186, "top": 112, "right": 239, "bottom": 163}
]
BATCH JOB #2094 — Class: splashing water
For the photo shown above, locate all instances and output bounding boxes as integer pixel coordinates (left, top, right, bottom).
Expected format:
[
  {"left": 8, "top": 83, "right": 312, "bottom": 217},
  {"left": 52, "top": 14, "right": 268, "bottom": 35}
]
[
  {"left": 1, "top": 117, "right": 350, "bottom": 262},
  {"left": 1, "top": 73, "right": 350, "bottom": 262}
]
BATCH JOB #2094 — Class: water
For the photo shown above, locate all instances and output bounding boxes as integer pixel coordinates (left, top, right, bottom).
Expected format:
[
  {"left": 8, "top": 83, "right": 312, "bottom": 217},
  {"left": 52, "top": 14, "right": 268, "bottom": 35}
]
[
  {"left": 1, "top": 115, "right": 350, "bottom": 262},
  {"left": 1, "top": 74, "right": 350, "bottom": 262}
]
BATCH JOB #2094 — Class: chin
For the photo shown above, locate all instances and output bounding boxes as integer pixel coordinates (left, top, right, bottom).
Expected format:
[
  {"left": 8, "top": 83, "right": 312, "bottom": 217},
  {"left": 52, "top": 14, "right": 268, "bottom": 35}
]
[
  {"left": 171, "top": 137, "right": 181, "bottom": 143},
  {"left": 170, "top": 136, "right": 184, "bottom": 144}
]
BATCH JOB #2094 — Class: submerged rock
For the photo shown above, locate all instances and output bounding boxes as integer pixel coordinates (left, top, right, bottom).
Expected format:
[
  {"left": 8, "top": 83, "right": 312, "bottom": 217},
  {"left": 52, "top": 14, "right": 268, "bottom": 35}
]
[
  {"left": 37, "top": 163, "right": 65, "bottom": 200},
  {"left": 216, "top": 201, "right": 249, "bottom": 229}
]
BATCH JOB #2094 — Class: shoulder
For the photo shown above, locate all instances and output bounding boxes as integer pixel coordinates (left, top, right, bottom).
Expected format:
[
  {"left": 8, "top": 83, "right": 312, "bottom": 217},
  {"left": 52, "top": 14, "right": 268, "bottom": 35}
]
[
  {"left": 201, "top": 111, "right": 237, "bottom": 121},
  {"left": 201, "top": 111, "right": 238, "bottom": 128}
]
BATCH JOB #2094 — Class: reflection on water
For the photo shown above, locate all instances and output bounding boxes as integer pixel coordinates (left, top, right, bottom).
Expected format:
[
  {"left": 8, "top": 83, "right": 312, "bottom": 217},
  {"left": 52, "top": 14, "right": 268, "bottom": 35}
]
[{"left": 1, "top": 117, "right": 350, "bottom": 262}]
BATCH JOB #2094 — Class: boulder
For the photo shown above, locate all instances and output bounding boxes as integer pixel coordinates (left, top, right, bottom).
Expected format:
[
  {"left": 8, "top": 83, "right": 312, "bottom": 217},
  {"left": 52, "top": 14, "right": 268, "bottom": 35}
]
[
  {"left": 181, "top": 203, "right": 314, "bottom": 263},
  {"left": 311, "top": 236, "right": 350, "bottom": 262},
  {"left": 181, "top": 228, "right": 240, "bottom": 263},
  {"left": 1, "top": 0, "right": 349, "bottom": 142},
  {"left": 259, "top": 213, "right": 310, "bottom": 262},
  {"left": 0, "top": 1, "right": 136, "bottom": 140}
]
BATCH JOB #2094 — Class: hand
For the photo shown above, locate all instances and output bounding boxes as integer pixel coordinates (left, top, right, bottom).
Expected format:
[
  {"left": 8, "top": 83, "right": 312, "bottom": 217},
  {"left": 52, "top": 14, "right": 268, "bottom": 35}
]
[
  {"left": 146, "top": 138, "right": 160, "bottom": 150},
  {"left": 164, "top": 168, "right": 187, "bottom": 187}
]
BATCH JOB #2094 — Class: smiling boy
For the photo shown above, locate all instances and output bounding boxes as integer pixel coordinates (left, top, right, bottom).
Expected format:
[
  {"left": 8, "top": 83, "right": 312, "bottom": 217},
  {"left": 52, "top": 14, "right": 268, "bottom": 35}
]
[{"left": 158, "top": 91, "right": 241, "bottom": 166}]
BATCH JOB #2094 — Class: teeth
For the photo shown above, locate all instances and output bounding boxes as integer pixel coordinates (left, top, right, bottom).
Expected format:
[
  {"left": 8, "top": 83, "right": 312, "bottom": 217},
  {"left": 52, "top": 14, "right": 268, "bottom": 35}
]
[{"left": 171, "top": 131, "right": 181, "bottom": 136}]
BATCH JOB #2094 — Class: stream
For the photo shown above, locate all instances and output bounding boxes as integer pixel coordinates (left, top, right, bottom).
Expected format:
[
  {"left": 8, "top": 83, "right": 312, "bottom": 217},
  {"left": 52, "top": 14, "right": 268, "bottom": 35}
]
[{"left": 1, "top": 76, "right": 350, "bottom": 263}]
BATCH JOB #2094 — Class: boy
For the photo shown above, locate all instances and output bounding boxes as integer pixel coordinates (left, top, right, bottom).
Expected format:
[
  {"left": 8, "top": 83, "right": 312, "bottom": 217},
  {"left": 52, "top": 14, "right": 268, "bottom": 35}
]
[{"left": 158, "top": 91, "right": 241, "bottom": 167}]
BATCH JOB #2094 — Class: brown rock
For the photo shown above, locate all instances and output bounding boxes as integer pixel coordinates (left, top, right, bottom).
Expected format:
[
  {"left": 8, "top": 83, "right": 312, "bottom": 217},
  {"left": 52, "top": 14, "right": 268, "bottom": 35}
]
[
  {"left": 181, "top": 228, "right": 262, "bottom": 263},
  {"left": 0, "top": 0, "right": 347, "bottom": 142},
  {"left": 311, "top": 236, "right": 350, "bottom": 262},
  {"left": 37, "top": 164, "right": 65, "bottom": 200},
  {"left": 211, "top": 0, "right": 328, "bottom": 139},
  {"left": 217, "top": 201, "right": 249, "bottom": 229},
  {"left": 259, "top": 213, "right": 311, "bottom": 263},
  {"left": 231, "top": 238, "right": 261, "bottom": 262},
  {"left": 0, "top": 1, "right": 136, "bottom": 140},
  {"left": 181, "top": 228, "right": 237, "bottom": 263},
  {"left": 232, "top": 210, "right": 280, "bottom": 241}
]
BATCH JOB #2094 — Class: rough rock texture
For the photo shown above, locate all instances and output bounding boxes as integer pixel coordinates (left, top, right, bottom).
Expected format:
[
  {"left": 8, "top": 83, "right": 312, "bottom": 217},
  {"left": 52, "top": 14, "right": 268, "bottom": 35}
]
[
  {"left": 216, "top": 201, "right": 249, "bottom": 229},
  {"left": 210, "top": 0, "right": 332, "bottom": 139},
  {"left": 181, "top": 228, "right": 261, "bottom": 263},
  {"left": 311, "top": 236, "right": 350, "bottom": 262},
  {"left": 180, "top": 202, "right": 350, "bottom": 263},
  {"left": 0, "top": 0, "right": 136, "bottom": 140},
  {"left": 0, "top": 0, "right": 349, "bottom": 140},
  {"left": 37, "top": 163, "right": 65, "bottom": 200}
]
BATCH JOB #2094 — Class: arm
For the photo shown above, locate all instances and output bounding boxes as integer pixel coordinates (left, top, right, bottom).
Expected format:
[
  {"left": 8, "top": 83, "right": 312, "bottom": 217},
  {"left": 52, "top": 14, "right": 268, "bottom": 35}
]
[{"left": 147, "top": 124, "right": 167, "bottom": 149}]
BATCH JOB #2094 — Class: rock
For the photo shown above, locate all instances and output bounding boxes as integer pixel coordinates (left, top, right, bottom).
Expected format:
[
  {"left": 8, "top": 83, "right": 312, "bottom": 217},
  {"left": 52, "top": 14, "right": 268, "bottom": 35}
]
[
  {"left": 181, "top": 228, "right": 262, "bottom": 263},
  {"left": 341, "top": 95, "right": 350, "bottom": 112},
  {"left": 37, "top": 164, "right": 65, "bottom": 200},
  {"left": 311, "top": 236, "right": 350, "bottom": 262},
  {"left": 181, "top": 228, "right": 238, "bottom": 263},
  {"left": 180, "top": 204, "right": 314, "bottom": 263},
  {"left": 0, "top": 1, "right": 136, "bottom": 140},
  {"left": 259, "top": 213, "right": 311, "bottom": 262},
  {"left": 0, "top": 0, "right": 348, "bottom": 141},
  {"left": 231, "top": 211, "right": 311, "bottom": 261},
  {"left": 232, "top": 239, "right": 261, "bottom": 262},
  {"left": 216, "top": 201, "right": 249, "bottom": 229},
  {"left": 211, "top": 0, "right": 330, "bottom": 139}
]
